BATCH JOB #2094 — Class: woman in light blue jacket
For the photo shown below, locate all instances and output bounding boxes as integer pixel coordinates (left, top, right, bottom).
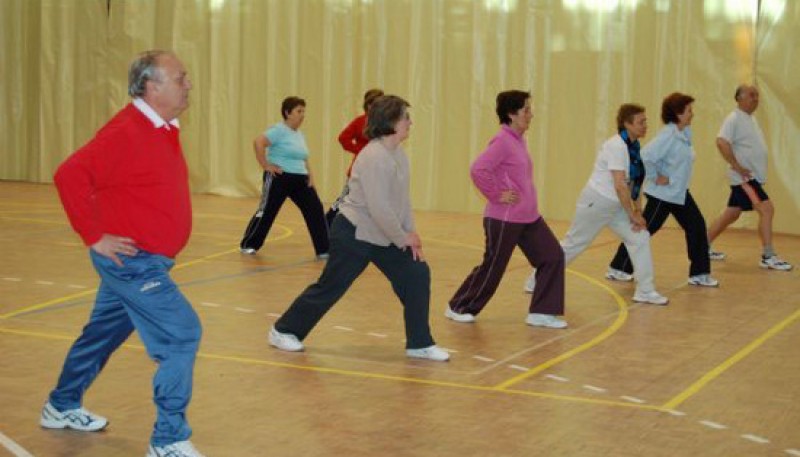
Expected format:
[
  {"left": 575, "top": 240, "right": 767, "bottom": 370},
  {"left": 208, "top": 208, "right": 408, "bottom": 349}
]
[{"left": 606, "top": 92, "right": 719, "bottom": 287}]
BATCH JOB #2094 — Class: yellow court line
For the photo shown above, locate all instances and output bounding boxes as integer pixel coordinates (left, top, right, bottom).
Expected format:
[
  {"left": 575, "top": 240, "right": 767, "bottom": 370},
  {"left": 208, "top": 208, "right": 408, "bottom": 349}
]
[
  {"left": 661, "top": 307, "right": 800, "bottom": 410},
  {"left": 0, "top": 289, "right": 98, "bottom": 320},
  {"left": 494, "top": 269, "right": 628, "bottom": 390},
  {"left": 0, "top": 326, "right": 660, "bottom": 412},
  {"left": 0, "top": 225, "right": 295, "bottom": 319}
]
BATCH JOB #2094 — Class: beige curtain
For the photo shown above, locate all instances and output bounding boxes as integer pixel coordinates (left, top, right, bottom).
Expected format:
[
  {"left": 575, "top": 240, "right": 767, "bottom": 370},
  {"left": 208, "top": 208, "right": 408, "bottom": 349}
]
[{"left": 2, "top": 0, "right": 798, "bottom": 233}]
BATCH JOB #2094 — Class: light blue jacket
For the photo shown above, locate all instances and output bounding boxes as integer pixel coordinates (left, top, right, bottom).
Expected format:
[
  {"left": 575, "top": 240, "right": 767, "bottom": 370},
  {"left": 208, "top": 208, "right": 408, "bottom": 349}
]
[{"left": 643, "top": 123, "right": 695, "bottom": 205}]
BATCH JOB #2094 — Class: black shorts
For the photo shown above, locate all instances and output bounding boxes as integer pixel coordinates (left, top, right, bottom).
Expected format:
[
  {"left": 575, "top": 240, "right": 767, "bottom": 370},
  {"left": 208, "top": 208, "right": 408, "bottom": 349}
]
[{"left": 727, "top": 179, "right": 769, "bottom": 211}]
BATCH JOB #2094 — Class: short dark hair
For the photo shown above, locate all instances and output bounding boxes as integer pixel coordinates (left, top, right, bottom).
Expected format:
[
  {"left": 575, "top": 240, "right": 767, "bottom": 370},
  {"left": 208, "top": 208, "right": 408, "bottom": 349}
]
[
  {"left": 734, "top": 84, "right": 747, "bottom": 101},
  {"left": 128, "top": 50, "right": 170, "bottom": 97},
  {"left": 661, "top": 92, "right": 695, "bottom": 124},
  {"left": 364, "top": 95, "right": 410, "bottom": 140},
  {"left": 496, "top": 90, "right": 530, "bottom": 124},
  {"left": 281, "top": 96, "right": 306, "bottom": 119},
  {"left": 362, "top": 88, "right": 384, "bottom": 112},
  {"left": 616, "top": 103, "right": 646, "bottom": 131}
]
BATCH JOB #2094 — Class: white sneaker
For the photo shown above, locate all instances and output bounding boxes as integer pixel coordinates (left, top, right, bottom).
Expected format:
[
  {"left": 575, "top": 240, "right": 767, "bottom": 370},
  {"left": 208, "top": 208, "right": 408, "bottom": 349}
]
[
  {"left": 268, "top": 327, "right": 304, "bottom": 352},
  {"left": 760, "top": 255, "right": 793, "bottom": 271},
  {"left": 633, "top": 290, "right": 669, "bottom": 305},
  {"left": 688, "top": 274, "right": 719, "bottom": 287},
  {"left": 40, "top": 402, "right": 108, "bottom": 432},
  {"left": 605, "top": 268, "right": 634, "bottom": 282},
  {"left": 525, "top": 313, "right": 568, "bottom": 329},
  {"left": 406, "top": 345, "right": 450, "bottom": 362},
  {"left": 444, "top": 307, "right": 476, "bottom": 323},
  {"left": 523, "top": 272, "right": 537, "bottom": 293},
  {"left": 146, "top": 440, "right": 205, "bottom": 457},
  {"left": 316, "top": 253, "right": 330, "bottom": 260},
  {"left": 708, "top": 249, "right": 726, "bottom": 261},
  {"left": 240, "top": 248, "right": 257, "bottom": 255}
]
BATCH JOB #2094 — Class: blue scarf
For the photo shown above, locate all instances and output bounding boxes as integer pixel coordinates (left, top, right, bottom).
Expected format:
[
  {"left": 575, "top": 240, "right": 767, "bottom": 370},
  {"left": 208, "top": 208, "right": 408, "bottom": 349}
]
[{"left": 619, "top": 129, "right": 644, "bottom": 200}]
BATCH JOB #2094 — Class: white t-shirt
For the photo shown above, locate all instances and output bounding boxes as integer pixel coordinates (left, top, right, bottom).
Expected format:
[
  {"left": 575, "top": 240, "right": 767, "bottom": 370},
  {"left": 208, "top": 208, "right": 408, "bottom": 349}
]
[
  {"left": 718, "top": 108, "right": 768, "bottom": 185},
  {"left": 586, "top": 134, "right": 629, "bottom": 202}
]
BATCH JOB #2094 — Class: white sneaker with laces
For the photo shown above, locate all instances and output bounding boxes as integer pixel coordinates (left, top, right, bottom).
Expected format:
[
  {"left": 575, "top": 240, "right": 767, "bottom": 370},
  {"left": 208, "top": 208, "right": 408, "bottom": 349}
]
[
  {"left": 688, "top": 274, "right": 719, "bottom": 287},
  {"left": 633, "top": 290, "right": 669, "bottom": 305},
  {"left": 523, "top": 272, "right": 537, "bottom": 293},
  {"left": 444, "top": 307, "right": 476, "bottom": 323},
  {"left": 406, "top": 345, "right": 450, "bottom": 362},
  {"left": 760, "top": 255, "right": 793, "bottom": 271},
  {"left": 146, "top": 440, "right": 205, "bottom": 457},
  {"left": 708, "top": 249, "right": 726, "bottom": 261},
  {"left": 268, "top": 327, "right": 304, "bottom": 352},
  {"left": 525, "top": 313, "right": 568, "bottom": 329},
  {"left": 605, "top": 268, "right": 634, "bottom": 282},
  {"left": 40, "top": 402, "right": 108, "bottom": 432},
  {"left": 240, "top": 248, "right": 257, "bottom": 255}
]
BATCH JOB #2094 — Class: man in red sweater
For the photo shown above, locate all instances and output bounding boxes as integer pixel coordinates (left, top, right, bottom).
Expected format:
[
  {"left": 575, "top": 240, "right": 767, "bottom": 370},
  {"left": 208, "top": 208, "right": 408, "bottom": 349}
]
[{"left": 40, "top": 50, "right": 205, "bottom": 457}]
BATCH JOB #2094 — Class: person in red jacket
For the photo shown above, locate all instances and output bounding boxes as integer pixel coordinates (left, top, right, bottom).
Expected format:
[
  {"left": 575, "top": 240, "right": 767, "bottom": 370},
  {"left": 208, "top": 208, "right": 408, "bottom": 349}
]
[
  {"left": 325, "top": 88, "right": 384, "bottom": 226},
  {"left": 40, "top": 50, "right": 205, "bottom": 457}
]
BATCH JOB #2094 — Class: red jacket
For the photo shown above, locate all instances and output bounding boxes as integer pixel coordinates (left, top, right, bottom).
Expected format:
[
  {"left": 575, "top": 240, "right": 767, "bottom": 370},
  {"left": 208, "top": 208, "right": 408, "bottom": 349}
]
[
  {"left": 337, "top": 113, "right": 369, "bottom": 177},
  {"left": 54, "top": 103, "right": 192, "bottom": 258}
]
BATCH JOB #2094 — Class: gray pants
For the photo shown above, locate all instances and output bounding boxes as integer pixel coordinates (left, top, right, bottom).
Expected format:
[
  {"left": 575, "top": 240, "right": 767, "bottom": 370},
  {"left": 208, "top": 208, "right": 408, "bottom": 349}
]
[{"left": 561, "top": 186, "right": 656, "bottom": 294}]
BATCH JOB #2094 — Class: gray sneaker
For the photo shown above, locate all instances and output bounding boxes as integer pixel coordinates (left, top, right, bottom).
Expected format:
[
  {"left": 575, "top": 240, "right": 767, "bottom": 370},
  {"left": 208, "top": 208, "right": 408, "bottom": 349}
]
[
  {"left": 406, "top": 345, "right": 450, "bottom": 362},
  {"left": 708, "top": 250, "right": 726, "bottom": 261},
  {"left": 605, "top": 268, "right": 634, "bottom": 282},
  {"left": 760, "top": 255, "right": 793, "bottom": 271},
  {"left": 633, "top": 290, "right": 669, "bottom": 305},
  {"left": 40, "top": 402, "right": 108, "bottom": 432},
  {"left": 525, "top": 313, "right": 568, "bottom": 329},
  {"left": 268, "top": 327, "right": 304, "bottom": 352},
  {"left": 146, "top": 440, "right": 205, "bottom": 457},
  {"left": 688, "top": 274, "right": 719, "bottom": 287}
]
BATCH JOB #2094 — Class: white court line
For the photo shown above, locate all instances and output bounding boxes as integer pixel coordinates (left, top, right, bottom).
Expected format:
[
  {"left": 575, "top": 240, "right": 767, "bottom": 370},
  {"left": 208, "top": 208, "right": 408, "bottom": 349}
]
[
  {"left": 333, "top": 326, "right": 354, "bottom": 331},
  {"left": 509, "top": 365, "right": 529, "bottom": 372},
  {"left": 667, "top": 410, "right": 686, "bottom": 417},
  {"left": 3, "top": 277, "right": 22, "bottom": 282},
  {"left": 367, "top": 332, "right": 387, "bottom": 338},
  {"left": 544, "top": 374, "right": 569, "bottom": 382},
  {"left": 741, "top": 434, "right": 769, "bottom": 444},
  {"left": 473, "top": 355, "right": 495, "bottom": 362},
  {"left": 67, "top": 284, "right": 87, "bottom": 289},
  {"left": 620, "top": 396, "right": 646, "bottom": 404},
  {"left": 582, "top": 384, "right": 607, "bottom": 393},
  {"left": 35, "top": 280, "right": 54, "bottom": 285},
  {"left": 266, "top": 313, "right": 282, "bottom": 318},
  {"left": 234, "top": 307, "right": 255, "bottom": 313},
  {"left": 0, "top": 431, "right": 34, "bottom": 457},
  {"left": 200, "top": 302, "right": 222, "bottom": 308},
  {"left": 699, "top": 420, "right": 727, "bottom": 430},
  {"left": 785, "top": 449, "right": 800, "bottom": 456}
]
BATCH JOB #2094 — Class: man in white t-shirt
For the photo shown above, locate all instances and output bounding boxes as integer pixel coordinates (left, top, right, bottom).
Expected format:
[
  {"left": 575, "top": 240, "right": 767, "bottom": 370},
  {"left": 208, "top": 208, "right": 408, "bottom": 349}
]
[{"left": 706, "top": 85, "right": 792, "bottom": 271}]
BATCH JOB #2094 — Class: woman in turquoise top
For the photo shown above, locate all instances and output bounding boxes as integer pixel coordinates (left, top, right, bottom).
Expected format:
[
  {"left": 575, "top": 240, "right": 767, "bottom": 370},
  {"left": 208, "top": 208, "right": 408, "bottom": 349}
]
[
  {"left": 606, "top": 92, "right": 718, "bottom": 287},
  {"left": 240, "top": 96, "right": 329, "bottom": 257}
]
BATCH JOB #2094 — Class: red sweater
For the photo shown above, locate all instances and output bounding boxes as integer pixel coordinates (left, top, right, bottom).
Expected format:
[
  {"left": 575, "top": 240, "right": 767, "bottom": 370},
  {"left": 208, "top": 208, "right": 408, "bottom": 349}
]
[
  {"left": 54, "top": 104, "right": 192, "bottom": 258},
  {"left": 337, "top": 113, "right": 369, "bottom": 177}
]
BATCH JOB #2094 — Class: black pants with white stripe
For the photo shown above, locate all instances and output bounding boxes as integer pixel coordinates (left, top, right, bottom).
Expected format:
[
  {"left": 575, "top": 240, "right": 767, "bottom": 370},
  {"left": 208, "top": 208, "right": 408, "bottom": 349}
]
[
  {"left": 240, "top": 172, "right": 329, "bottom": 255},
  {"left": 609, "top": 190, "right": 710, "bottom": 277}
]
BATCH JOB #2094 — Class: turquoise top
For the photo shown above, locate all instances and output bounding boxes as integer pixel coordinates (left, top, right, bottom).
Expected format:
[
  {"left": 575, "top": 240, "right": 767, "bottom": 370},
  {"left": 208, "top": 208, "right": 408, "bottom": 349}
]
[{"left": 264, "top": 122, "right": 309, "bottom": 174}]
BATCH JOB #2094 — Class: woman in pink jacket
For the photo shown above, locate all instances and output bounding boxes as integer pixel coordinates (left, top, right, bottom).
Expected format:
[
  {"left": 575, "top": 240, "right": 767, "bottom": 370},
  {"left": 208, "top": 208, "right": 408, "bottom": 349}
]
[{"left": 445, "top": 90, "right": 566, "bottom": 329}]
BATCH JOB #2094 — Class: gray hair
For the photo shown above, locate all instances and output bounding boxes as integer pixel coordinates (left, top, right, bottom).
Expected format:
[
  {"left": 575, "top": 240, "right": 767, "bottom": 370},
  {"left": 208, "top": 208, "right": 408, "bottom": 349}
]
[{"left": 128, "top": 50, "right": 169, "bottom": 97}]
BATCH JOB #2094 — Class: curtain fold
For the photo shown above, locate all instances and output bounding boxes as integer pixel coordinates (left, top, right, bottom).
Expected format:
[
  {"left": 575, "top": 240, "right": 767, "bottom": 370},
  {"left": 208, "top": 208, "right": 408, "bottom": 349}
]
[{"left": 1, "top": 0, "right": 797, "bottom": 233}]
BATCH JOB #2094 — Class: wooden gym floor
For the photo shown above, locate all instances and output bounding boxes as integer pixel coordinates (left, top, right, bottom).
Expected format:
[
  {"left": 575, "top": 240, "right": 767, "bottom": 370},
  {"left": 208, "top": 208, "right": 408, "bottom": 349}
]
[{"left": 0, "top": 181, "right": 798, "bottom": 456}]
